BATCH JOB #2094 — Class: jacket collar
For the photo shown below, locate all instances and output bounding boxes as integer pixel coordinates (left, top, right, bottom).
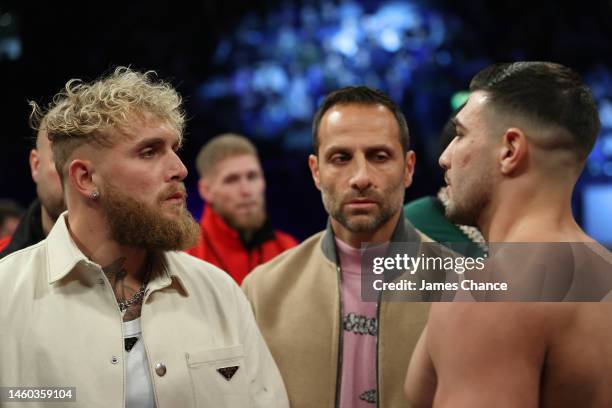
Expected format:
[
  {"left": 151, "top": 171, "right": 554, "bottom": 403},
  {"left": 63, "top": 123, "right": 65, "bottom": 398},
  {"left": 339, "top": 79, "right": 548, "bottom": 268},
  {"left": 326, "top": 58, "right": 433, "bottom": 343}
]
[
  {"left": 46, "top": 212, "right": 189, "bottom": 295},
  {"left": 46, "top": 212, "right": 89, "bottom": 284},
  {"left": 320, "top": 214, "right": 422, "bottom": 265},
  {"left": 200, "top": 205, "right": 241, "bottom": 249},
  {"left": 200, "top": 204, "right": 275, "bottom": 250}
]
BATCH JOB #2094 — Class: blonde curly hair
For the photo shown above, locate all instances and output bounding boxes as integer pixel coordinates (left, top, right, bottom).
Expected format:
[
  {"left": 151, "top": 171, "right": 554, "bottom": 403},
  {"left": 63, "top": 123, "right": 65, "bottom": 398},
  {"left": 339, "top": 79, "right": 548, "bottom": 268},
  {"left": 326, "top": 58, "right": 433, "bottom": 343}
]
[{"left": 29, "top": 67, "right": 185, "bottom": 183}]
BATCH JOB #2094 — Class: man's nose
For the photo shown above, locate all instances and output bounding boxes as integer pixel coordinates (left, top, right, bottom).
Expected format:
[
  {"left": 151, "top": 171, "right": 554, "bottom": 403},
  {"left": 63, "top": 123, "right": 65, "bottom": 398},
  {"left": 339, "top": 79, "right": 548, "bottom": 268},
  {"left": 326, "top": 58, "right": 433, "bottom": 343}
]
[
  {"left": 349, "top": 157, "right": 372, "bottom": 191},
  {"left": 239, "top": 178, "right": 255, "bottom": 196},
  {"left": 170, "top": 151, "right": 188, "bottom": 181},
  {"left": 439, "top": 142, "right": 453, "bottom": 170}
]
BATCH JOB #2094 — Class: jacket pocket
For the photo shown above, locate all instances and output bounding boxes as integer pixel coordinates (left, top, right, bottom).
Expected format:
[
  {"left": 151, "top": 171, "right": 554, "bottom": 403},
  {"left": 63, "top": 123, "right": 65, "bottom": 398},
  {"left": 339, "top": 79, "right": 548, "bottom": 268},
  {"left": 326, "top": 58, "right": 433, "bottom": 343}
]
[{"left": 186, "top": 345, "right": 249, "bottom": 408}]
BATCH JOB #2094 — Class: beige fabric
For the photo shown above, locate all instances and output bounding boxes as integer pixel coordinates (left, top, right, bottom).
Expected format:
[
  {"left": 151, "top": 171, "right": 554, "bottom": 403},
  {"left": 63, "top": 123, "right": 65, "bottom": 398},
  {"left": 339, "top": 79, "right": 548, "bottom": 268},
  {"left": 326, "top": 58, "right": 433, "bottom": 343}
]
[
  {"left": 0, "top": 213, "right": 289, "bottom": 408},
  {"left": 243, "top": 230, "right": 431, "bottom": 408}
]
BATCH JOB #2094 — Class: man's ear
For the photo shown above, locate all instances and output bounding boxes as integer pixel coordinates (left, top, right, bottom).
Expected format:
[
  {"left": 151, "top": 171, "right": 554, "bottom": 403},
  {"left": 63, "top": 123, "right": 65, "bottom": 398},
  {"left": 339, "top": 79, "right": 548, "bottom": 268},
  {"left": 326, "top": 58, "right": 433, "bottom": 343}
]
[
  {"left": 308, "top": 154, "right": 321, "bottom": 190},
  {"left": 404, "top": 150, "right": 416, "bottom": 188},
  {"left": 499, "top": 128, "right": 528, "bottom": 176},
  {"left": 29, "top": 149, "right": 40, "bottom": 183},
  {"left": 68, "top": 159, "right": 97, "bottom": 199},
  {"left": 198, "top": 177, "right": 211, "bottom": 202}
]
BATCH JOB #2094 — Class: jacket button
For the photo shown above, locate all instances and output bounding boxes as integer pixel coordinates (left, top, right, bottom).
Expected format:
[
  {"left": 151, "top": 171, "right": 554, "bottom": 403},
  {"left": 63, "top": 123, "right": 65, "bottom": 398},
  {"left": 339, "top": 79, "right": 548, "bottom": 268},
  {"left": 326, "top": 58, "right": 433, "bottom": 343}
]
[
  {"left": 155, "top": 363, "right": 167, "bottom": 376},
  {"left": 111, "top": 356, "right": 119, "bottom": 364}
]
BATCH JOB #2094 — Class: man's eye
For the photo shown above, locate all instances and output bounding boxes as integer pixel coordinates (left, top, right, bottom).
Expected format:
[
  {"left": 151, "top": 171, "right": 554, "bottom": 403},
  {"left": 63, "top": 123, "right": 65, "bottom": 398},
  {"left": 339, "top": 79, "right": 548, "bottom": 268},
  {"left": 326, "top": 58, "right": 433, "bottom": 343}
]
[
  {"left": 224, "top": 175, "right": 240, "bottom": 184},
  {"left": 331, "top": 154, "right": 349, "bottom": 164},
  {"left": 374, "top": 153, "right": 389, "bottom": 162},
  {"left": 140, "top": 149, "right": 156, "bottom": 158}
]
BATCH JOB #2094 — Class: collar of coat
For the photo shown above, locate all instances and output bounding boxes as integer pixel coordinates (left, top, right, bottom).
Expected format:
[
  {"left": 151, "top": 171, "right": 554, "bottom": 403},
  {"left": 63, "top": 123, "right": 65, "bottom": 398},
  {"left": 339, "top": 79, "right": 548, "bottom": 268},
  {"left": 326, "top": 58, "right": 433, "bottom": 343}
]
[{"left": 321, "top": 215, "right": 423, "bottom": 282}]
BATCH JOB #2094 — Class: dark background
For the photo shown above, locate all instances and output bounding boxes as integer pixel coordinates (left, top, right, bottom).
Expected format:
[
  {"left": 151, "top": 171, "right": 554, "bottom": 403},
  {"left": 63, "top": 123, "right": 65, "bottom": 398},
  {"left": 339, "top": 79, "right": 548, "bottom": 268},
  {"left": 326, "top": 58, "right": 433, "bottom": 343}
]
[{"left": 1, "top": 0, "right": 611, "bottom": 242}]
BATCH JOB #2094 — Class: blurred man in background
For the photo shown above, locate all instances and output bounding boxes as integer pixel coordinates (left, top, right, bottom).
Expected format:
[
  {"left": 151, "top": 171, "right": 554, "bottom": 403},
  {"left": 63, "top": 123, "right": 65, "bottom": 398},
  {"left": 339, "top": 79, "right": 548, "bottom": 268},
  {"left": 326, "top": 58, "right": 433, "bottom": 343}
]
[
  {"left": 0, "top": 110, "right": 65, "bottom": 258},
  {"left": 0, "top": 199, "right": 23, "bottom": 239},
  {"left": 188, "top": 133, "right": 297, "bottom": 284}
]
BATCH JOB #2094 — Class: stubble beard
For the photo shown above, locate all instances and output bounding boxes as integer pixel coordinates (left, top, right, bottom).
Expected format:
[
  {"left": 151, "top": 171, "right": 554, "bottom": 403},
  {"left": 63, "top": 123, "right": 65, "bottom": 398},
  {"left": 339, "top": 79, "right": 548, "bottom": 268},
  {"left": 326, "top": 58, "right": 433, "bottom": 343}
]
[
  {"left": 322, "top": 182, "right": 405, "bottom": 234},
  {"left": 444, "top": 173, "right": 492, "bottom": 227}
]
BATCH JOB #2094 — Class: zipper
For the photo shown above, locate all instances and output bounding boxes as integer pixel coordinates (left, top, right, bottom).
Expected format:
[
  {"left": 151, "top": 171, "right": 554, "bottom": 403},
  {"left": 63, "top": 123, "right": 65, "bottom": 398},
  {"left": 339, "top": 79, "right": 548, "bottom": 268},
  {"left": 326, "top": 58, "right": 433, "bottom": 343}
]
[
  {"left": 140, "top": 290, "right": 161, "bottom": 408},
  {"left": 334, "top": 263, "right": 343, "bottom": 408},
  {"left": 375, "top": 289, "right": 382, "bottom": 408}
]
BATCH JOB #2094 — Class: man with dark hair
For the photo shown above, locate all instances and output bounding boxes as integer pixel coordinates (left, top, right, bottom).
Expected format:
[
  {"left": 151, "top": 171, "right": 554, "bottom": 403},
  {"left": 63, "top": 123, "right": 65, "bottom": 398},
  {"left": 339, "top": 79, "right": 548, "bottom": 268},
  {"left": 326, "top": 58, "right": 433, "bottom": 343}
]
[
  {"left": 188, "top": 133, "right": 297, "bottom": 284},
  {"left": 0, "top": 199, "right": 23, "bottom": 240},
  {"left": 405, "top": 62, "right": 612, "bottom": 407},
  {"left": 243, "top": 86, "right": 436, "bottom": 407},
  {"left": 0, "top": 111, "right": 66, "bottom": 258},
  {"left": 0, "top": 67, "right": 289, "bottom": 407},
  {"left": 311, "top": 86, "right": 411, "bottom": 154}
]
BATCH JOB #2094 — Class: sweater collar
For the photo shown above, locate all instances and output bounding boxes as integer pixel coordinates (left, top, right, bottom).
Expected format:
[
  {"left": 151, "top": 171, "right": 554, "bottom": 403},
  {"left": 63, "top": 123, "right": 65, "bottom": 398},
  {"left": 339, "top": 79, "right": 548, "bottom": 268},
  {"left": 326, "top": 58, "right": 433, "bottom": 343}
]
[{"left": 320, "top": 214, "right": 422, "bottom": 265}]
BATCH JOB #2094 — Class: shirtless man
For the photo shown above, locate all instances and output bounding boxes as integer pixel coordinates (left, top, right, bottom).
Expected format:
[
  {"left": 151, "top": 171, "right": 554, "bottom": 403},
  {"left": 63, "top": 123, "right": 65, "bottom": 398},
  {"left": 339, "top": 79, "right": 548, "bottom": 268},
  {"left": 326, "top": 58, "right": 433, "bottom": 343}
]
[{"left": 405, "top": 61, "right": 612, "bottom": 407}]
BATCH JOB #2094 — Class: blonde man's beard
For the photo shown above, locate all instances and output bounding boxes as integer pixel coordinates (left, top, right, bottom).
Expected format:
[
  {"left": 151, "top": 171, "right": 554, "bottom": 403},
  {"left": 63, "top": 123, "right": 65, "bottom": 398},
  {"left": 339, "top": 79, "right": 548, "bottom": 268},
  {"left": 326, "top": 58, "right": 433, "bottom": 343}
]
[{"left": 100, "top": 182, "right": 199, "bottom": 251}]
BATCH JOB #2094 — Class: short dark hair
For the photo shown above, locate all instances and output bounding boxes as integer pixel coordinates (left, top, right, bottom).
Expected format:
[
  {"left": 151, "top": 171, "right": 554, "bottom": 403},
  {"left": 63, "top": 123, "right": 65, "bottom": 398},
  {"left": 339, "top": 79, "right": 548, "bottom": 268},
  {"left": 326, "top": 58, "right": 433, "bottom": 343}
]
[
  {"left": 439, "top": 103, "right": 465, "bottom": 154},
  {"left": 311, "top": 86, "right": 410, "bottom": 155},
  {"left": 0, "top": 199, "right": 23, "bottom": 227},
  {"left": 470, "top": 62, "right": 600, "bottom": 160}
]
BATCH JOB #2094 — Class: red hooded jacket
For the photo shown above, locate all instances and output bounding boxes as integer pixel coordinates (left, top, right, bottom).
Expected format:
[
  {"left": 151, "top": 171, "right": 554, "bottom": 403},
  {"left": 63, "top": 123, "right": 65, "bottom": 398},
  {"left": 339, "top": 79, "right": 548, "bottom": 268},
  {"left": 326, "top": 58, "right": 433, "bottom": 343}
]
[{"left": 187, "top": 206, "right": 298, "bottom": 284}]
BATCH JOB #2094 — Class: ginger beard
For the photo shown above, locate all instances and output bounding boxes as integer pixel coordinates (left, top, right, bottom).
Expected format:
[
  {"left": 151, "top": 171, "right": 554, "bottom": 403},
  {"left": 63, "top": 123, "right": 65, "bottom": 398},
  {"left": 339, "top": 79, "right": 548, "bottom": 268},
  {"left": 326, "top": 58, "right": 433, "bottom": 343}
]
[
  {"left": 211, "top": 197, "right": 266, "bottom": 233},
  {"left": 321, "top": 177, "right": 405, "bottom": 234},
  {"left": 99, "top": 181, "right": 199, "bottom": 251}
]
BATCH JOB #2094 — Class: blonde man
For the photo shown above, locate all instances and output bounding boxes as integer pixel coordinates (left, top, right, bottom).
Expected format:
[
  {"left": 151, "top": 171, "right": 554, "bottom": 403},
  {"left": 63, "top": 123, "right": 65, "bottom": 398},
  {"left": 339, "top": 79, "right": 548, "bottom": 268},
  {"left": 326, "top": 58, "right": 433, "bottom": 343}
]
[
  {"left": 0, "top": 68, "right": 288, "bottom": 408},
  {"left": 188, "top": 134, "right": 297, "bottom": 284}
]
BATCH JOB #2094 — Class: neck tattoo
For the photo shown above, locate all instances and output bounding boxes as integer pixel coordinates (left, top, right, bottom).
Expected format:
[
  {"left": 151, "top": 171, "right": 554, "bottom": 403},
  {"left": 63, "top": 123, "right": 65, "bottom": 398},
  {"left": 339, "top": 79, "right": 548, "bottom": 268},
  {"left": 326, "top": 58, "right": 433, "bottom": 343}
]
[{"left": 102, "top": 255, "right": 152, "bottom": 317}]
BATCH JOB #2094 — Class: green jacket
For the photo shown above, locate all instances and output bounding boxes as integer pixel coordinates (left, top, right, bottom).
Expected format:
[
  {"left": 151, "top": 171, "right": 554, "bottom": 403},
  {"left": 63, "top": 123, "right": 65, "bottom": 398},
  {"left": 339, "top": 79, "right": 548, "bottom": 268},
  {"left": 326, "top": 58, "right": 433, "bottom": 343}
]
[{"left": 404, "top": 196, "right": 486, "bottom": 258}]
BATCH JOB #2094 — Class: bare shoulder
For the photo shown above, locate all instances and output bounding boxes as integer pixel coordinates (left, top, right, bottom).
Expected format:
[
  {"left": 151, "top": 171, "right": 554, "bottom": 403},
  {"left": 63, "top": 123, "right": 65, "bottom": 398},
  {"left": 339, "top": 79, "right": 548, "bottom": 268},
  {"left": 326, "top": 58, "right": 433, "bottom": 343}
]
[
  {"left": 422, "top": 303, "right": 577, "bottom": 406},
  {"left": 428, "top": 302, "right": 572, "bottom": 349}
]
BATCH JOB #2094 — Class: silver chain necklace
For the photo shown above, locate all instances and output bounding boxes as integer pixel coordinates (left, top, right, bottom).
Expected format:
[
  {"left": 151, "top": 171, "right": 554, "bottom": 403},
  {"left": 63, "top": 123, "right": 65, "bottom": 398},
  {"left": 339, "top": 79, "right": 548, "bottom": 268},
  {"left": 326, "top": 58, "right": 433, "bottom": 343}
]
[
  {"left": 118, "top": 255, "right": 152, "bottom": 312},
  {"left": 118, "top": 284, "right": 148, "bottom": 312}
]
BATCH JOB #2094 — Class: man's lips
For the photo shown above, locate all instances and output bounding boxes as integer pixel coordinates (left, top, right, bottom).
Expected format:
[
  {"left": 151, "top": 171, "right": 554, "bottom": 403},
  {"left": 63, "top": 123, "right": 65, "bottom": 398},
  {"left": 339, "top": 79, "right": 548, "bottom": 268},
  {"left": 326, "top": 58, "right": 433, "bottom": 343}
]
[
  {"left": 236, "top": 202, "right": 258, "bottom": 211},
  {"left": 165, "top": 191, "right": 185, "bottom": 203},
  {"left": 345, "top": 199, "right": 378, "bottom": 209}
]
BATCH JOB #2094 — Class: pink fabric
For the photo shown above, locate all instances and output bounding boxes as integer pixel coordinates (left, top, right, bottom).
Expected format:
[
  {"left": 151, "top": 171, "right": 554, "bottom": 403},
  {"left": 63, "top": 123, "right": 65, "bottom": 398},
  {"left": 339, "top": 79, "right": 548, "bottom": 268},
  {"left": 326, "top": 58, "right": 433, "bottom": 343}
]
[{"left": 335, "top": 238, "right": 387, "bottom": 407}]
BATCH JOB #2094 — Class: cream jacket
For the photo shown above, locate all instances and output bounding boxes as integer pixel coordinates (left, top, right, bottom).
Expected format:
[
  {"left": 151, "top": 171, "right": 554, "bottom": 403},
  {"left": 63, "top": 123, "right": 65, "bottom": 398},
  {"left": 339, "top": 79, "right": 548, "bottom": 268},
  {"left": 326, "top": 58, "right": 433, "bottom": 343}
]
[
  {"left": 243, "top": 218, "right": 441, "bottom": 408},
  {"left": 0, "top": 213, "right": 289, "bottom": 408}
]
